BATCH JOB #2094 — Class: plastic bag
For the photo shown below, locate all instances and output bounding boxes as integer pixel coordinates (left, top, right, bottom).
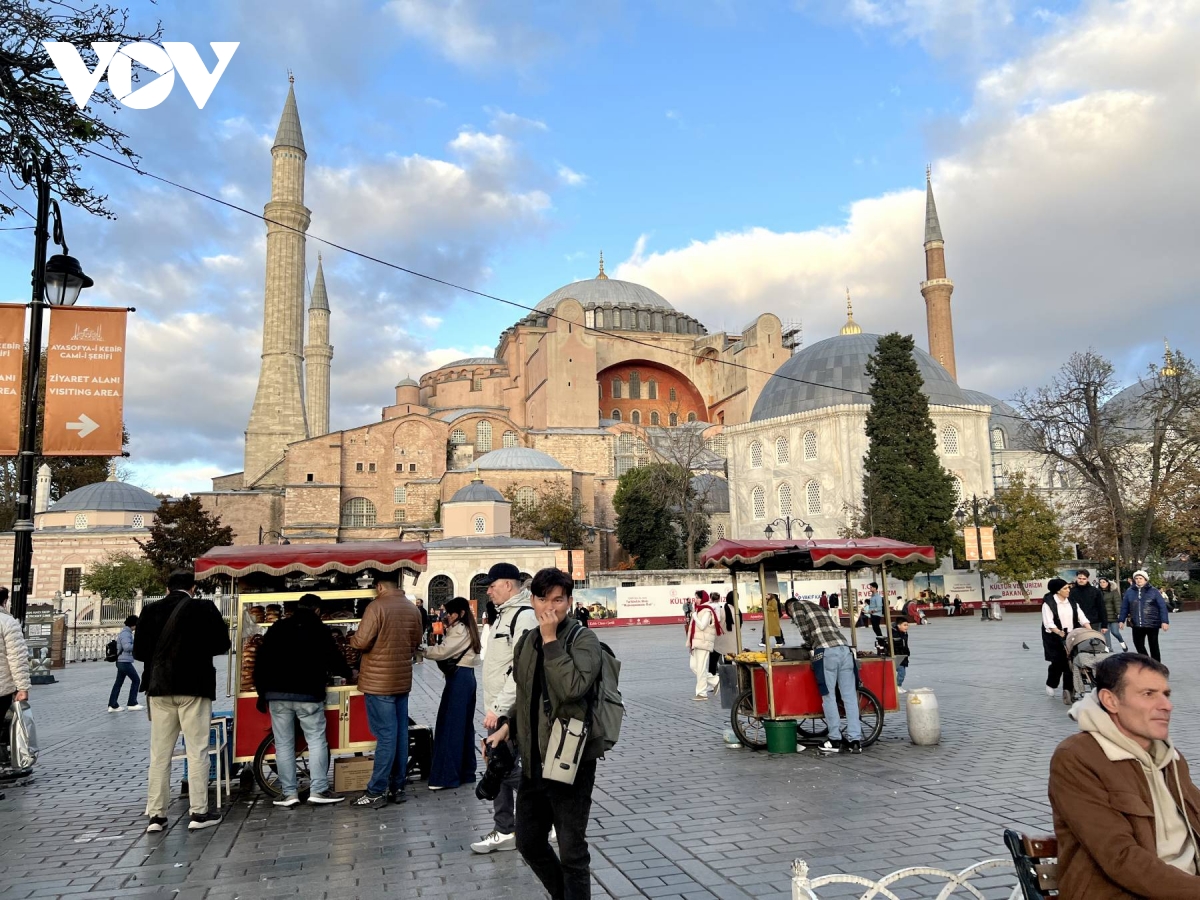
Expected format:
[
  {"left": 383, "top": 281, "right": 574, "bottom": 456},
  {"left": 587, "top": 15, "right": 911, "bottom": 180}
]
[{"left": 10, "top": 700, "right": 39, "bottom": 771}]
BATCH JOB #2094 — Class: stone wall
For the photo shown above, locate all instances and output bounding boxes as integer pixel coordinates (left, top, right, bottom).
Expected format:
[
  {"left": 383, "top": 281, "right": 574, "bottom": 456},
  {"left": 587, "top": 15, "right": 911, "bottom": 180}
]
[{"left": 199, "top": 489, "right": 284, "bottom": 545}]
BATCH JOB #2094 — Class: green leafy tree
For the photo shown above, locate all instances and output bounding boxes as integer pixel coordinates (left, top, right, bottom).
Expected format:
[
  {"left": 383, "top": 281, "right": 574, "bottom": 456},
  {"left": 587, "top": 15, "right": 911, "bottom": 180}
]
[
  {"left": 136, "top": 495, "right": 233, "bottom": 581},
  {"left": 1, "top": 0, "right": 161, "bottom": 221},
  {"left": 81, "top": 552, "right": 163, "bottom": 600},
  {"left": 977, "top": 472, "right": 1064, "bottom": 598},
  {"left": 860, "top": 333, "right": 957, "bottom": 579},
  {"left": 612, "top": 464, "right": 708, "bottom": 569},
  {"left": 505, "top": 480, "right": 587, "bottom": 549}
]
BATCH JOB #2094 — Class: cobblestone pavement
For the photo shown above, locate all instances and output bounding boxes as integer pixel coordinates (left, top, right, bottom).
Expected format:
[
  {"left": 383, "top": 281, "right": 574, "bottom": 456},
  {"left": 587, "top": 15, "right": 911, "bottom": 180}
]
[{"left": 4, "top": 614, "right": 1199, "bottom": 900}]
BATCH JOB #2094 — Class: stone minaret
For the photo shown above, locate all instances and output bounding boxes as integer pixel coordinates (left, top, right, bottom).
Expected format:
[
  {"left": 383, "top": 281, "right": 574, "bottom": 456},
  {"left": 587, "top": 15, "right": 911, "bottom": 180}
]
[
  {"left": 920, "top": 166, "right": 957, "bottom": 380},
  {"left": 304, "top": 253, "right": 333, "bottom": 436},
  {"left": 244, "top": 76, "right": 311, "bottom": 484},
  {"left": 34, "top": 464, "right": 51, "bottom": 515}
]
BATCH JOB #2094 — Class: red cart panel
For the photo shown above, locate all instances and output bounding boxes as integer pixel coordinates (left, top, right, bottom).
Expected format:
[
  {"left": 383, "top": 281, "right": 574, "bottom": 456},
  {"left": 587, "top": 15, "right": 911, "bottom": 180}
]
[{"left": 750, "top": 657, "right": 899, "bottom": 718}]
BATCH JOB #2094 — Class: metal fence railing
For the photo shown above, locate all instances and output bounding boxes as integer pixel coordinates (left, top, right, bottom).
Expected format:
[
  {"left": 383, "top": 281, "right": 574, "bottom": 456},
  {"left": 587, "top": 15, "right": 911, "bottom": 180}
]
[{"left": 791, "top": 858, "right": 1021, "bottom": 900}]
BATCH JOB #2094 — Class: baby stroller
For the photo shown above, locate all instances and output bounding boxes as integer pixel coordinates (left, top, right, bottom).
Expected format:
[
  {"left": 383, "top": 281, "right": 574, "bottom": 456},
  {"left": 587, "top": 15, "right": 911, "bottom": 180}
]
[{"left": 1065, "top": 628, "right": 1110, "bottom": 701}]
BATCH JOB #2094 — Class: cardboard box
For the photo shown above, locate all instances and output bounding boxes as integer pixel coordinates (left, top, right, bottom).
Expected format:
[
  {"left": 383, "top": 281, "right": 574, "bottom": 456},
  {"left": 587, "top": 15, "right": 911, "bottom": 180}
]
[{"left": 334, "top": 756, "right": 374, "bottom": 793}]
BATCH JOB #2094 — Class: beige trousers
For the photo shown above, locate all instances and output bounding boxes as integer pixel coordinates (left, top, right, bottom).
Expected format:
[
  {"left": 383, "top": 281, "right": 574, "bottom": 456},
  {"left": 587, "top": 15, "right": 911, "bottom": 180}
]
[{"left": 146, "top": 695, "right": 212, "bottom": 817}]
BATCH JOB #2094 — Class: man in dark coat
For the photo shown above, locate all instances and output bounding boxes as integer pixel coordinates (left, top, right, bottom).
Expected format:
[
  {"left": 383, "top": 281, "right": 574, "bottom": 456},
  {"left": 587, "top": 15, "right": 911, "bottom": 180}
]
[{"left": 1069, "top": 569, "right": 1107, "bottom": 634}]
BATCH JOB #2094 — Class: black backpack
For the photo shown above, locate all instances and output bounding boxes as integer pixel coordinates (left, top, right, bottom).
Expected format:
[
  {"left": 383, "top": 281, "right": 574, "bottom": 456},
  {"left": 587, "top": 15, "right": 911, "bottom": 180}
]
[{"left": 104, "top": 639, "right": 119, "bottom": 662}]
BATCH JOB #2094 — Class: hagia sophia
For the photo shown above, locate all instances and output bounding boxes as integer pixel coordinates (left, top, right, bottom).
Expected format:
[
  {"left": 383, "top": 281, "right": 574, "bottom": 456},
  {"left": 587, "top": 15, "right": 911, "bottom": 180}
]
[{"left": 187, "top": 80, "right": 1061, "bottom": 598}]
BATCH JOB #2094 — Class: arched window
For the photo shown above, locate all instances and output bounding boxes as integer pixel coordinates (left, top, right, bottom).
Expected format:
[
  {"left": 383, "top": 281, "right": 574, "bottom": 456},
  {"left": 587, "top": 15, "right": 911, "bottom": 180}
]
[
  {"left": 687, "top": 412, "right": 697, "bottom": 423},
  {"left": 341, "top": 497, "right": 377, "bottom": 527},
  {"left": 618, "top": 433, "right": 635, "bottom": 455},
  {"left": 805, "top": 481, "right": 822, "bottom": 515},
  {"left": 503, "top": 431, "right": 520, "bottom": 448},
  {"left": 648, "top": 380, "right": 658, "bottom": 400},
  {"left": 775, "top": 436, "right": 790, "bottom": 465},
  {"left": 474, "top": 515, "right": 487, "bottom": 534},
  {"left": 951, "top": 475, "right": 965, "bottom": 504},
  {"left": 668, "top": 412, "right": 678, "bottom": 426},
  {"left": 74, "top": 514, "right": 88, "bottom": 530},
  {"left": 803, "top": 431, "right": 817, "bottom": 461},
  {"left": 630, "top": 410, "right": 641, "bottom": 425},
  {"left": 450, "top": 429, "right": 467, "bottom": 445},
  {"left": 476, "top": 420, "right": 493, "bottom": 452},
  {"left": 516, "top": 486, "right": 536, "bottom": 507},
  {"left": 749, "top": 441, "right": 763, "bottom": 468},
  {"left": 778, "top": 482, "right": 793, "bottom": 517},
  {"left": 752, "top": 486, "right": 766, "bottom": 520},
  {"left": 594, "top": 309, "right": 604, "bottom": 329},
  {"left": 650, "top": 411, "right": 660, "bottom": 425},
  {"left": 612, "top": 409, "right": 621, "bottom": 422},
  {"left": 669, "top": 387, "right": 677, "bottom": 402},
  {"left": 470, "top": 573, "right": 490, "bottom": 607},
  {"left": 715, "top": 524, "right": 726, "bottom": 541},
  {"left": 427, "top": 574, "right": 453, "bottom": 610},
  {"left": 706, "top": 434, "right": 728, "bottom": 458},
  {"left": 629, "top": 371, "right": 641, "bottom": 399},
  {"left": 131, "top": 514, "right": 144, "bottom": 528},
  {"left": 942, "top": 424, "right": 959, "bottom": 456},
  {"left": 612, "top": 379, "right": 622, "bottom": 399},
  {"left": 991, "top": 427, "right": 1005, "bottom": 451}
]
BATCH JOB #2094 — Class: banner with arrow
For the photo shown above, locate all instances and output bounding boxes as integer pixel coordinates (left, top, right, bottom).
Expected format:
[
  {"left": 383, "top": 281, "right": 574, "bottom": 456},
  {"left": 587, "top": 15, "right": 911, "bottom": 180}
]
[
  {"left": 42, "top": 306, "right": 127, "bottom": 456},
  {"left": 0, "top": 304, "right": 25, "bottom": 456}
]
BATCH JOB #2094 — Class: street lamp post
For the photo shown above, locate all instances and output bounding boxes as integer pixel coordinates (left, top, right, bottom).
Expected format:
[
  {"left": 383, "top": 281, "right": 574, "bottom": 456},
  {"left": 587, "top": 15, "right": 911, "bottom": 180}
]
[
  {"left": 258, "top": 528, "right": 289, "bottom": 545},
  {"left": 955, "top": 494, "right": 999, "bottom": 619},
  {"left": 763, "top": 517, "right": 815, "bottom": 542},
  {"left": 9, "top": 156, "right": 93, "bottom": 624}
]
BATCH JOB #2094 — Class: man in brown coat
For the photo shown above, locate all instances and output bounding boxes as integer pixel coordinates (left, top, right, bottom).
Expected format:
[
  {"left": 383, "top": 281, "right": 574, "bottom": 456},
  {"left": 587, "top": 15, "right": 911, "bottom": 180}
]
[
  {"left": 349, "top": 574, "right": 424, "bottom": 808},
  {"left": 1049, "top": 653, "right": 1200, "bottom": 898}
]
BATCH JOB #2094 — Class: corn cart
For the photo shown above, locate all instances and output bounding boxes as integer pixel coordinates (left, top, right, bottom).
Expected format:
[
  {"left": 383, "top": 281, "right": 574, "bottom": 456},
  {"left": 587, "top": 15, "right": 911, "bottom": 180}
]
[
  {"left": 194, "top": 541, "right": 428, "bottom": 797},
  {"left": 700, "top": 537, "right": 936, "bottom": 750}
]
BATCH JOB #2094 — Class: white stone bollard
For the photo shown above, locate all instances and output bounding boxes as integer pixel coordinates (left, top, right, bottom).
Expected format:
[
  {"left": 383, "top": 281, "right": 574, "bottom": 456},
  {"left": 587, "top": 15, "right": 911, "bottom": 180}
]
[{"left": 905, "top": 687, "right": 941, "bottom": 745}]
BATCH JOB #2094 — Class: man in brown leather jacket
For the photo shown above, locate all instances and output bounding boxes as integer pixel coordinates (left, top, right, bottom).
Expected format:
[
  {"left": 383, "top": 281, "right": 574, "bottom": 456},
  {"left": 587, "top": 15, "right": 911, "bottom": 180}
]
[
  {"left": 1049, "top": 653, "right": 1200, "bottom": 898},
  {"left": 350, "top": 575, "right": 424, "bottom": 808}
]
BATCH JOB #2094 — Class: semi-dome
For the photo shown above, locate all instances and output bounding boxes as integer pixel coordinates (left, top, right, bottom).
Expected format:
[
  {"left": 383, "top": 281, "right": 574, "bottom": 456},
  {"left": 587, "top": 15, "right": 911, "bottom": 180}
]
[
  {"left": 472, "top": 447, "right": 566, "bottom": 471},
  {"left": 537, "top": 277, "right": 675, "bottom": 314},
  {"left": 49, "top": 480, "right": 161, "bottom": 513},
  {"left": 960, "top": 390, "right": 1036, "bottom": 451},
  {"left": 449, "top": 479, "right": 506, "bottom": 503},
  {"left": 1103, "top": 380, "right": 1162, "bottom": 434},
  {"left": 751, "top": 332, "right": 973, "bottom": 421}
]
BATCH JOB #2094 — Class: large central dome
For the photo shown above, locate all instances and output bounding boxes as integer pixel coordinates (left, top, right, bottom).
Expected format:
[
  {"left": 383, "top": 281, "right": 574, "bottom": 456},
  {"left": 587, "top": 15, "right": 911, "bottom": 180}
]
[
  {"left": 751, "top": 332, "right": 973, "bottom": 421},
  {"left": 536, "top": 277, "right": 675, "bottom": 313}
]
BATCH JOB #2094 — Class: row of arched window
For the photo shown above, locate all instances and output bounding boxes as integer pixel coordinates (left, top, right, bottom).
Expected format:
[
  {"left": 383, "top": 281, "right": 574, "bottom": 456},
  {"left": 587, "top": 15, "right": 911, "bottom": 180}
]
[
  {"left": 449, "top": 422, "right": 520, "bottom": 452},
  {"left": 750, "top": 481, "right": 822, "bottom": 519},
  {"left": 609, "top": 373, "right": 667, "bottom": 401},
  {"left": 749, "top": 433, "right": 819, "bottom": 468},
  {"left": 584, "top": 306, "right": 702, "bottom": 334},
  {"left": 606, "top": 409, "right": 694, "bottom": 425}
]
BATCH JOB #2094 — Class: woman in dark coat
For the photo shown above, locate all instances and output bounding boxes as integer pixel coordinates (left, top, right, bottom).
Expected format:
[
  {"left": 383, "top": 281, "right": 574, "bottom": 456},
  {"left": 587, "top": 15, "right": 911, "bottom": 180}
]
[
  {"left": 1042, "top": 577, "right": 1089, "bottom": 704},
  {"left": 422, "top": 597, "right": 481, "bottom": 790}
]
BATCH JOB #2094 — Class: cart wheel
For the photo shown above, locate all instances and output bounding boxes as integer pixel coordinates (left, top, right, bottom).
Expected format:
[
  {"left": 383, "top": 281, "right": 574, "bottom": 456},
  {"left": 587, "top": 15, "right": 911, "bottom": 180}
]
[
  {"left": 795, "top": 687, "right": 885, "bottom": 748},
  {"left": 730, "top": 688, "right": 767, "bottom": 750},
  {"left": 252, "top": 730, "right": 311, "bottom": 799}
]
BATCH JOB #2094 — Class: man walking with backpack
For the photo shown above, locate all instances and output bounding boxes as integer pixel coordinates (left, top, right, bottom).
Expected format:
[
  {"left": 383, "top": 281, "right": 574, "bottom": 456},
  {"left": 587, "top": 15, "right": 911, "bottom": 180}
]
[
  {"left": 134, "top": 569, "right": 231, "bottom": 833},
  {"left": 106, "top": 615, "right": 142, "bottom": 712},
  {"left": 473, "top": 563, "right": 537, "bottom": 854},
  {"left": 486, "top": 567, "right": 605, "bottom": 900}
]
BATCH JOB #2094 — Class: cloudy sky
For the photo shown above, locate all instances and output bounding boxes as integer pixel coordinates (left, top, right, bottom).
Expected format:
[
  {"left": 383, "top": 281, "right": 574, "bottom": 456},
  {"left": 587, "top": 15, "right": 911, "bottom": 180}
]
[{"left": 2, "top": 0, "right": 1196, "bottom": 494}]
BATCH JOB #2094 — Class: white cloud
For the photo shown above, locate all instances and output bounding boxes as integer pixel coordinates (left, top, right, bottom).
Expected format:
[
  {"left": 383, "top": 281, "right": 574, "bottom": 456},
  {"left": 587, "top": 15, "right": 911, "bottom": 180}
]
[
  {"left": 386, "top": 0, "right": 559, "bottom": 68},
  {"left": 556, "top": 164, "right": 588, "bottom": 186},
  {"left": 615, "top": 0, "right": 1200, "bottom": 397},
  {"left": 449, "top": 130, "right": 516, "bottom": 167},
  {"left": 487, "top": 107, "right": 549, "bottom": 132}
]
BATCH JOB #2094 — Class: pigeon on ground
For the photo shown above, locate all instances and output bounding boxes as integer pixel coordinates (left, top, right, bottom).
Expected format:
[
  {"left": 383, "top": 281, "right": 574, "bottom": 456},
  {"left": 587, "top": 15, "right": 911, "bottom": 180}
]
[{"left": 1022, "top": 642, "right": 1030, "bottom": 650}]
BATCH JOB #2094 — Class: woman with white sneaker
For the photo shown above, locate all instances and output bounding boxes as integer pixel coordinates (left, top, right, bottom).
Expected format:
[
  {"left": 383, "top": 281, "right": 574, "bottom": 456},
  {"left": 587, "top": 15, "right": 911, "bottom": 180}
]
[
  {"left": 107, "top": 615, "right": 143, "bottom": 712},
  {"left": 423, "top": 597, "right": 481, "bottom": 790},
  {"left": 686, "top": 594, "right": 721, "bottom": 700}
]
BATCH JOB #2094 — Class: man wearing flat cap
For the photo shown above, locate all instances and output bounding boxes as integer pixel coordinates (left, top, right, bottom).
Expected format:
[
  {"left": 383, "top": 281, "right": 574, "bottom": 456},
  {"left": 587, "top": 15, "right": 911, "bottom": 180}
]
[{"left": 471, "top": 563, "right": 538, "bottom": 854}]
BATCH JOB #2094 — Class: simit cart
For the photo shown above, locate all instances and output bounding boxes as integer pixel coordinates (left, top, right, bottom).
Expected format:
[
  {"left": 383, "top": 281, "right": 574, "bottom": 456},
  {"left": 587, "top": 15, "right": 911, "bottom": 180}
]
[
  {"left": 700, "top": 537, "right": 935, "bottom": 750},
  {"left": 194, "top": 541, "right": 429, "bottom": 797}
]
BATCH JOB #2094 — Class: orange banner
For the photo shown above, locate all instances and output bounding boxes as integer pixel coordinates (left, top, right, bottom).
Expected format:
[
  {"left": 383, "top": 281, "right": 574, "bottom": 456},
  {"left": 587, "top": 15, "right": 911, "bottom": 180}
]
[
  {"left": 0, "top": 305, "right": 26, "bottom": 456},
  {"left": 554, "top": 550, "right": 570, "bottom": 572},
  {"left": 42, "top": 307, "right": 127, "bottom": 456},
  {"left": 570, "top": 549, "right": 586, "bottom": 582}
]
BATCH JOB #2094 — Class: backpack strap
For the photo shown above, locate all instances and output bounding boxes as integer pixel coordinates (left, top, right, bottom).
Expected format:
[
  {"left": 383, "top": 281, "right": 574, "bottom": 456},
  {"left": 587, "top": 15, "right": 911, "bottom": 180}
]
[{"left": 507, "top": 605, "right": 534, "bottom": 641}]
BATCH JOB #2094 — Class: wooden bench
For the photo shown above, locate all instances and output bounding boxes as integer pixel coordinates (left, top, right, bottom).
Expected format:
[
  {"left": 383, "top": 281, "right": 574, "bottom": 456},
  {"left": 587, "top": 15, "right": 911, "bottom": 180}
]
[{"left": 1004, "top": 829, "right": 1059, "bottom": 899}]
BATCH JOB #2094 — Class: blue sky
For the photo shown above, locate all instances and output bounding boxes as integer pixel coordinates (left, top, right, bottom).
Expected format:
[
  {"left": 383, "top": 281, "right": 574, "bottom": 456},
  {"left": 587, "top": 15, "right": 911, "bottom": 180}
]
[{"left": 4, "top": 0, "right": 1197, "bottom": 493}]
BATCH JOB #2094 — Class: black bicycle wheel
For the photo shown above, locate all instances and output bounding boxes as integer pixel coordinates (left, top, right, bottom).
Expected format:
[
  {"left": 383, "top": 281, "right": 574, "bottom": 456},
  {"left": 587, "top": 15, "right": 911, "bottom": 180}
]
[
  {"left": 730, "top": 688, "right": 767, "bottom": 750},
  {"left": 252, "top": 730, "right": 311, "bottom": 799},
  {"left": 795, "top": 687, "right": 885, "bottom": 748}
]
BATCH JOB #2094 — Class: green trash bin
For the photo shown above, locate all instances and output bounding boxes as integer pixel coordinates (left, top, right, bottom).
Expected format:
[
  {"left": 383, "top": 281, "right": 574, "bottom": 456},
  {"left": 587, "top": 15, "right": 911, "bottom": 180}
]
[{"left": 763, "top": 718, "right": 797, "bottom": 754}]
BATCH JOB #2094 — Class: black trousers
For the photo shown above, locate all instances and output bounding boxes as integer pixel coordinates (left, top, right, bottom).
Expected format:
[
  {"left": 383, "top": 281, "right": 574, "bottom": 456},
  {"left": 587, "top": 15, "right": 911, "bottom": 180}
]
[
  {"left": 870, "top": 614, "right": 883, "bottom": 637},
  {"left": 1132, "top": 627, "right": 1162, "bottom": 661},
  {"left": 516, "top": 759, "right": 597, "bottom": 900},
  {"left": 1045, "top": 639, "right": 1071, "bottom": 689}
]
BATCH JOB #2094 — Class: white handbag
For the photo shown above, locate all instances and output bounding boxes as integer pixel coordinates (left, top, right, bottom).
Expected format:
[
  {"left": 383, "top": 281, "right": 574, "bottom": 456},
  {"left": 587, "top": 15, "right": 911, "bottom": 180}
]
[{"left": 542, "top": 717, "right": 587, "bottom": 784}]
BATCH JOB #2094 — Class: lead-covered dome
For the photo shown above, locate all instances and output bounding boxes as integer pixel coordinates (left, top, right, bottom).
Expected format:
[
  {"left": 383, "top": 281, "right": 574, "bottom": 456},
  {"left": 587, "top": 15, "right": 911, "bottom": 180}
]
[
  {"left": 49, "top": 480, "right": 161, "bottom": 513},
  {"left": 472, "top": 447, "right": 566, "bottom": 471},
  {"left": 449, "top": 479, "right": 506, "bottom": 503},
  {"left": 751, "top": 332, "right": 972, "bottom": 421},
  {"left": 537, "top": 278, "right": 675, "bottom": 313},
  {"left": 960, "top": 390, "right": 1036, "bottom": 451}
]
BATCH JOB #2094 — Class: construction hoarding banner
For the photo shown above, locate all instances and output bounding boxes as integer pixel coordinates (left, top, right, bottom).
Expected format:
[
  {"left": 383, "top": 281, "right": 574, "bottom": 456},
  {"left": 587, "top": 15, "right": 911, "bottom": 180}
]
[{"left": 42, "top": 307, "right": 127, "bottom": 456}]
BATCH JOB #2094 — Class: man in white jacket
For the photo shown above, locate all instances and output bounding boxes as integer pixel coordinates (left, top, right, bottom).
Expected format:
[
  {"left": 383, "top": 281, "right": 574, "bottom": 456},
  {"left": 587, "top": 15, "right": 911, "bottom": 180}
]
[
  {"left": 473, "top": 563, "right": 537, "bottom": 854},
  {"left": 687, "top": 594, "right": 722, "bottom": 700},
  {"left": 0, "top": 588, "right": 32, "bottom": 765}
]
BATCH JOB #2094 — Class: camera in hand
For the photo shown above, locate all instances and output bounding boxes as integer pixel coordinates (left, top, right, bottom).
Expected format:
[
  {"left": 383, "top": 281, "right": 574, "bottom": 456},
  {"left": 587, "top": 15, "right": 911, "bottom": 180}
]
[{"left": 475, "top": 737, "right": 517, "bottom": 801}]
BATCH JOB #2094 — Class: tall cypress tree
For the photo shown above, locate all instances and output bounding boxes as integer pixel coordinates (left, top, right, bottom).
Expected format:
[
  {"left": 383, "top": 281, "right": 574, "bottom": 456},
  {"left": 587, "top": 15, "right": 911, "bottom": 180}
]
[{"left": 861, "top": 333, "right": 956, "bottom": 577}]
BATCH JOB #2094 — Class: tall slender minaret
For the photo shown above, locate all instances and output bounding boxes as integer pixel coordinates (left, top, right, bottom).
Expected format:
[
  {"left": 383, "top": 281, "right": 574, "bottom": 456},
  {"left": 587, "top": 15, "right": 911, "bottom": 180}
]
[
  {"left": 244, "top": 76, "right": 311, "bottom": 484},
  {"left": 920, "top": 166, "right": 957, "bottom": 381},
  {"left": 304, "top": 253, "right": 333, "bottom": 437}
]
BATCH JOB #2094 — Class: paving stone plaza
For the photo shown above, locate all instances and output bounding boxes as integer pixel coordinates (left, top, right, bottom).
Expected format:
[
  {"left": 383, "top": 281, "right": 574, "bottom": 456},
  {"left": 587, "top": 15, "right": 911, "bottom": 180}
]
[{"left": 4, "top": 614, "right": 1199, "bottom": 900}]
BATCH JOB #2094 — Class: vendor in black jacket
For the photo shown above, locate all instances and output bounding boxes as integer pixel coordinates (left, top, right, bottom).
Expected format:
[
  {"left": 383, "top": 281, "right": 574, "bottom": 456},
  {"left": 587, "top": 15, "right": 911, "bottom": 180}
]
[
  {"left": 1068, "top": 569, "right": 1107, "bottom": 633},
  {"left": 255, "top": 593, "right": 351, "bottom": 806}
]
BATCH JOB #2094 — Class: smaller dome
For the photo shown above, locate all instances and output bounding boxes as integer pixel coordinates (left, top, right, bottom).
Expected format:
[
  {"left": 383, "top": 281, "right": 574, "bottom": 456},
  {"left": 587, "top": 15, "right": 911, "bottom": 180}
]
[
  {"left": 449, "top": 479, "right": 506, "bottom": 503},
  {"left": 441, "top": 357, "right": 502, "bottom": 368},
  {"left": 472, "top": 447, "right": 565, "bottom": 471},
  {"left": 49, "top": 480, "right": 161, "bottom": 513},
  {"left": 396, "top": 376, "right": 418, "bottom": 388}
]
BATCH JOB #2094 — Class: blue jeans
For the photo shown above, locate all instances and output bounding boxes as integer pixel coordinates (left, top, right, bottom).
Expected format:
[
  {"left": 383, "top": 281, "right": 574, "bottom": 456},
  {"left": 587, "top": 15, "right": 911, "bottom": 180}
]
[
  {"left": 819, "top": 644, "right": 862, "bottom": 742},
  {"left": 364, "top": 693, "right": 409, "bottom": 797},
  {"left": 108, "top": 662, "right": 140, "bottom": 708},
  {"left": 1106, "top": 623, "right": 1125, "bottom": 652},
  {"left": 896, "top": 665, "right": 907, "bottom": 687},
  {"left": 269, "top": 700, "right": 330, "bottom": 796}
]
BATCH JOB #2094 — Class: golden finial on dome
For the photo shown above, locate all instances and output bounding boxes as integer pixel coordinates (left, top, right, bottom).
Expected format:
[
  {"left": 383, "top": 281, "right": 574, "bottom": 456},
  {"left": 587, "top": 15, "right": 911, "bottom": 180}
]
[
  {"left": 840, "top": 287, "right": 862, "bottom": 335},
  {"left": 1163, "top": 338, "right": 1179, "bottom": 377},
  {"left": 288, "top": 69, "right": 294, "bottom": 85},
  {"left": 597, "top": 251, "right": 608, "bottom": 280}
]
